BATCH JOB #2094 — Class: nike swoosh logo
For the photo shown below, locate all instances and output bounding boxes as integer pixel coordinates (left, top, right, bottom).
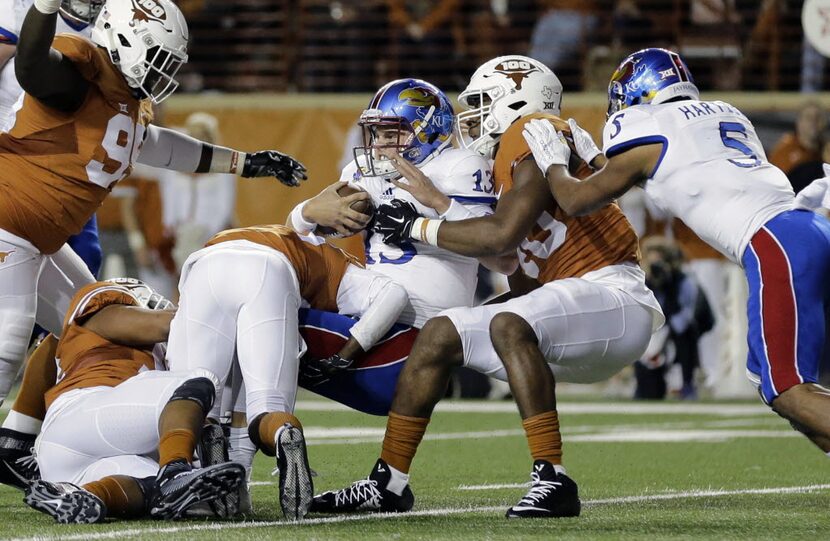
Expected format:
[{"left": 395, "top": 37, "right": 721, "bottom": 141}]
[
  {"left": 40, "top": 497, "right": 65, "bottom": 508},
  {"left": 388, "top": 216, "right": 405, "bottom": 224}
]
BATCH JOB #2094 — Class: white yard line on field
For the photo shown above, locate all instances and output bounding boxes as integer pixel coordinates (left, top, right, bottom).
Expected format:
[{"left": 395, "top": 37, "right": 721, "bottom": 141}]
[
  {"left": 303, "top": 427, "right": 795, "bottom": 446},
  {"left": 295, "top": 400, "right": 771, "bottom": 416},
  {"left": 9, "top": 484, "right": 830, "bottom": 541}
]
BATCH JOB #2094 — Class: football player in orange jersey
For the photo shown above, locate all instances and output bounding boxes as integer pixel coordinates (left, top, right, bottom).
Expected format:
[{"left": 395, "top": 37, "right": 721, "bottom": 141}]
[
  {"left": 166, "top": 224, "right": 409, "bottom": 520},
  {"left": 311, "top": 56, "right": 664, "bottom": 519},
  {"left": 0, "top": 0, "right": 306, "bottom": 449},
  {"left": 20, "top": 279, "right": 245, "bottom": 523}
]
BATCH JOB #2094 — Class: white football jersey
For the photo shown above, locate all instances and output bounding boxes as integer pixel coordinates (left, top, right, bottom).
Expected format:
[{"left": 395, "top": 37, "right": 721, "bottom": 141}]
[
  {"left": 340, "top": 147, "right": 496, "bottom": 327},
  {"left": 603, "top": 100, "right": 795, "bottom": 263},
  {"left": 0, "top": 0, "right": 92, "bottom": 130},
  {"left": 794, "top": 164, "right": 830, "bottom": 211}
]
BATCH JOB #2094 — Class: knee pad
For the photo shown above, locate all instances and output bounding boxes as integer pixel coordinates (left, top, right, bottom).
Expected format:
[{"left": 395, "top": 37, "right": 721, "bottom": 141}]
[{"left": 169, "top": 377, "right": 216, "bottom": 414}]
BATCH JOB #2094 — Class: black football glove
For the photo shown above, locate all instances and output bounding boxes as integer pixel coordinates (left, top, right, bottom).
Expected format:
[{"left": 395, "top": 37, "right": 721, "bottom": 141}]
[
  {"left": 241, "top": 150, "right": 308, "bottom": 187},
  {"left": 372, "top": 199, "right": 421, "bottom": 246},
  {"left": 298, "top": 354, "right": 354, "bottom": 387}
]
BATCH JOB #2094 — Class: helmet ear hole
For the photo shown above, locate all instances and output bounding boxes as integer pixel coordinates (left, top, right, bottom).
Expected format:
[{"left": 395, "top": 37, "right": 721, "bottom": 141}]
[
  {"left": 118, "top": 34, "right": 131, "bottom": 47},
  {"left": 508, "top": 101, "right": 527, "bottom": 111}
]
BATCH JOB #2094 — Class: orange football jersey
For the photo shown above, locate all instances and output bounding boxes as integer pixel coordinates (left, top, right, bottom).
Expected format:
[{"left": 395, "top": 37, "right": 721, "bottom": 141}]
[
  {"left": 494, "top": 112, "right": 640, "bottom": 283},
  {"left": 206, "top": 225, "right": 361, "bottom": 312},
  {"left": 45, "top": 282, "right": 155, "bottom": 410},
  {"left": 0, "top": 35, "right": 153, "bottom": 254}
]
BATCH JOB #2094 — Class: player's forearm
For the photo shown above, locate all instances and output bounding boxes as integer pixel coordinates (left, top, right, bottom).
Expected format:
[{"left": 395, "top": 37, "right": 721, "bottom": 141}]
[
  {"left": 347, "top": 280, "right": 409, "bottom": 351},
  {"left": 433, "top": 215, "right": 524, "bottom": 257},
  {"left": 139, "top": 125, "right": 244, "bottom": 174},
  {"left": 84, "top": 306, "right": 174, "bottom": 347},
  {"left": 546, "top": 166, "right": 611, "bottom": 217},
  {"left": 0, "top": 43, "right": 16, "bottom": 71},
  {"left": 479, "top": 253, "right": 519, "bottom": 275}
]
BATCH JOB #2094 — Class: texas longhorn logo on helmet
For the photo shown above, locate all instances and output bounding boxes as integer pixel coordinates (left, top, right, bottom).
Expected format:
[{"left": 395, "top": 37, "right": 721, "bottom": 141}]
[
  {"left": 493, "top": 59, "right": 540, "bottom": 91},
  {"left": 131, "top": 0, "right": 167, "bottom": 24}
]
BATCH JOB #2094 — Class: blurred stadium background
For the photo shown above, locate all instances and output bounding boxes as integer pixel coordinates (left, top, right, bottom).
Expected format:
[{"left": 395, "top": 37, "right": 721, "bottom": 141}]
[{"left": 100, "top": 0, "right": 830, "bottom": 401}]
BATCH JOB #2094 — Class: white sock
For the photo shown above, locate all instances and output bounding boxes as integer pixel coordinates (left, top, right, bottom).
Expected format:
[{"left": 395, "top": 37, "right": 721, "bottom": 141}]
[
  {"left": 553, "top": 464, "right": 567, "bottom": 476},
  {"left": 385, "top": 465, "right": 410, "bottom": 496},
  {"left": 1, "top": 410, "right": 42, "bottom": 435},
  {"left": 229, "top": 426, "right": 257, "bottom": 474}
]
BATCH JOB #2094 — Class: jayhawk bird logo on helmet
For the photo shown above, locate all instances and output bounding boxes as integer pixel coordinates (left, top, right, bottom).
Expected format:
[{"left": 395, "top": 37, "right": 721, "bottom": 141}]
[
  {"left": 607, "top": 48, "right": 699, "bottom": 117},
  {"left": 354, "top": 78, "right": 455, "bottom": 179}
]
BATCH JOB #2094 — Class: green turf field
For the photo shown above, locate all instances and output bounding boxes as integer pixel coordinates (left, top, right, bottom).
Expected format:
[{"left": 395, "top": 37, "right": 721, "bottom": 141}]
[{"left": 2, "top": 396, "right": 828, "bottom": 540}]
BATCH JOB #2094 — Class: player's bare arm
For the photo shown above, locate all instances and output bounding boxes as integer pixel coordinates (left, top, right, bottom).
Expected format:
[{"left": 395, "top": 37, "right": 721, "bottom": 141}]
[
  {"left": 293, "top": 181, "right": 373, "bottom": 235},
  {"left": 522, "top": 118, "right": 660, "bottom": 216},
  {"left": 15, "top": 2, "right": 87, "bottom": 111},
  {"left": 380, "top": 147, "right": 518, "bottom": 273},
  {"left": 0, "top": 42, "right": 15, "bottom": 70},
  {"left": 82, "top": 305, "right": 175, "bottom": 347},
  {"left": 375, "top": 158, "right": 551, "bottom": 257}
]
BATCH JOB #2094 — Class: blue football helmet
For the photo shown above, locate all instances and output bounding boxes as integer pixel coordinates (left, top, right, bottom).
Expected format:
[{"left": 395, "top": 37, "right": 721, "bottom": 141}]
[
  {"left": 607, "top": 48, "right": 699, "bottom": 117},
  {"left": 354, "top": 78, "right": 454, "bottom": 179}
]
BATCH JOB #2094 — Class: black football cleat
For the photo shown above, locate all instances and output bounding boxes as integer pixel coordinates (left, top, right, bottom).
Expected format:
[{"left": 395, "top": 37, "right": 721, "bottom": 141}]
[
  {"left": 506, "top": 460, "right": 581, "bottom": 518},
  {"left": 275, "top": 424, "right": 313, "bottom": 520},
  {"left": 311, "top": 458, "right": 414, "bottom": 514},
  {"left": 0, "top": 428, "right": 40, "bottom": 490},
  {"left": 24, "top": 480, "right": 106, "bottom": 524},
  {"left": 150, "top": 460, "right": 245, "bottom": 520},
  {"left": 186, "top": 423, "right": 243, "bottom": 518}
]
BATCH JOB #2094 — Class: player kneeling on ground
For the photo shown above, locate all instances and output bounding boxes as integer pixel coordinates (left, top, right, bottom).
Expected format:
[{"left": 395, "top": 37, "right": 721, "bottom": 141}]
[
  {"left": 166, "top": 225, "right": 409, "bottom": 520},
  {"left": 24, "top": 281, "right": 245, "bottom": 523}
]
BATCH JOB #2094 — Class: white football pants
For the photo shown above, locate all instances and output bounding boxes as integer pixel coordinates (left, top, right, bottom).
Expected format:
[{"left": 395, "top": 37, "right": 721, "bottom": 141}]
[
  {"left": 167, "top": 244, "right": 305, "bottom": 422},
  {"left": 36, "top": 369, "right": 213, "bottom": 485},
  {"left": 443, "top": 264, "right": 661, "bottom": 383},
  {"left": 0, "top": 229, "right": 94, "bottom": 404}
]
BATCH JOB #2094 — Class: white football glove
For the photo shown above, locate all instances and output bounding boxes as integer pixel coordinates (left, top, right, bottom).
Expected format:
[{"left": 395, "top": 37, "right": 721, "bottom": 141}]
[
  {"left": 567, "top": 118, "right": 603, "bottom": 166},
  {"left": 522, "top": 119, "right": 571, "bottom": 174}
]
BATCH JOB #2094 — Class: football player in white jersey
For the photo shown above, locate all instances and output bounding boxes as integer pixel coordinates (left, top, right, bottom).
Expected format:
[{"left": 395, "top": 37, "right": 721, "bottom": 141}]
[
  {"left": 795, "top": 163, "right": 830, "bottom": 215},
  {"left": 523, "top": 47, "right": 830, "bottom": 454},
  {"left": 288, "top": 78, "right": 517, "bottom": 329}
]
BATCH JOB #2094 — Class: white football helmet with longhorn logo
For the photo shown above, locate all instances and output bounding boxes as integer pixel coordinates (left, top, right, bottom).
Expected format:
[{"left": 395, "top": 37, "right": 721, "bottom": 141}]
[
  {"left": 457, "top": 55, "right": 562, "bottom": 158},
  {"left": 91, "top": 0, "right": 188, "bottom": 104}
]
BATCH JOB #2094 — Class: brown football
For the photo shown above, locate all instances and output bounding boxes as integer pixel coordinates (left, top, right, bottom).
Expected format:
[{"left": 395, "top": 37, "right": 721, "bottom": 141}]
[
  {"left": 316, "top": 184, "right": 374, "bottom": 237},
  {"left": 337, "top": 184, "right": 374, "bottom": 217}
]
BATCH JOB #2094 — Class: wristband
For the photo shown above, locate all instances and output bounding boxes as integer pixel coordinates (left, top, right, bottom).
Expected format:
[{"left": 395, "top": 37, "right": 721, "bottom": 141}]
[
  {"left": 290, "top": 201, "right": 317, "bottom": 234},
  {"left": 410, "top": 217, "right": 442, "bottom": 246},
  {"left": 34, "top": 0, "right": 61, "bottom": 14}
]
